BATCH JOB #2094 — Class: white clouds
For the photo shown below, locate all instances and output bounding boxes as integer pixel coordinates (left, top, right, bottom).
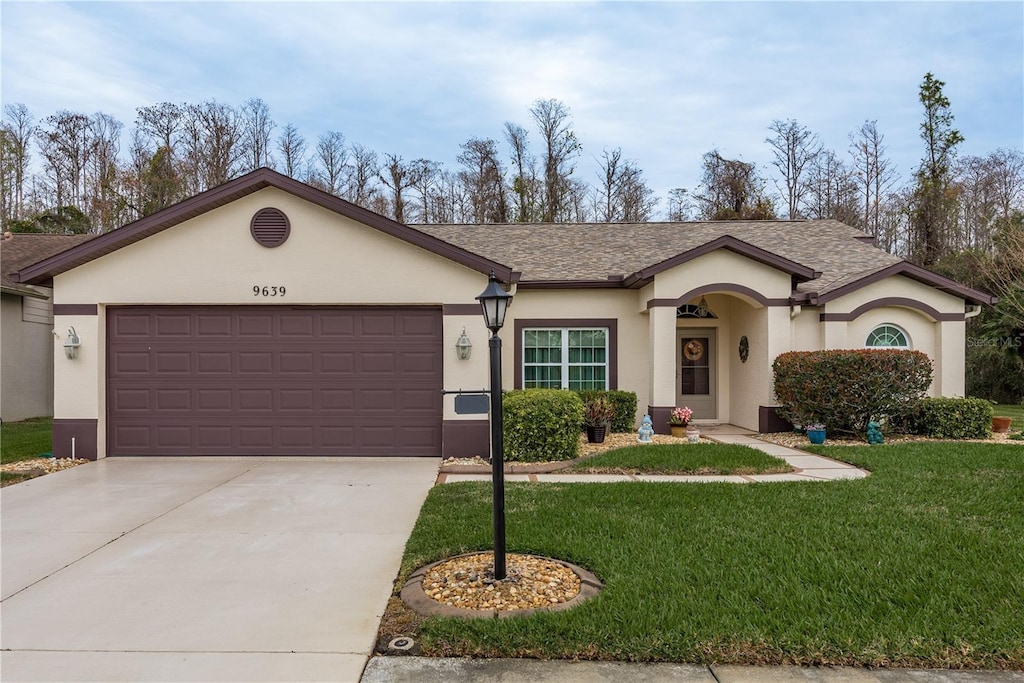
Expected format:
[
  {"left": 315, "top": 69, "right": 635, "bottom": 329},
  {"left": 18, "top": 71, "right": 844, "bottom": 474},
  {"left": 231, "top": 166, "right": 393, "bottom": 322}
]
[{"left": 1, "top": 1, "right": 1020, "bottom": 207}]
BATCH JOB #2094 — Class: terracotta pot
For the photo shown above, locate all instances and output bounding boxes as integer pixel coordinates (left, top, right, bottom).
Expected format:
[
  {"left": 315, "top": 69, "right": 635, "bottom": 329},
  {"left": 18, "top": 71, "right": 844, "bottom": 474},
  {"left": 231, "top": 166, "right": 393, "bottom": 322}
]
[
  {"left": 669, "top": 425, "right": 687, "bottom": 438},
  {"left": 992, "top": 416, "right": 1012, "bottom": 433}
]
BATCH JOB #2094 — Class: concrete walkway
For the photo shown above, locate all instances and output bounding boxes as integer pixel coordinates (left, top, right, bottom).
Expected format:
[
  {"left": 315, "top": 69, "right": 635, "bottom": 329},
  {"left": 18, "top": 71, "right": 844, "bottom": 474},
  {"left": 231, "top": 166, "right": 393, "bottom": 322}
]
[
  {"left": 363, "top": 657, "right": 1024, "bottom": 682},
  {"left": 1, "top": 456, "right": 438, "bottom": 683},
  {"left": 440, "top": 426, "right": 870, "bottom": 484}
]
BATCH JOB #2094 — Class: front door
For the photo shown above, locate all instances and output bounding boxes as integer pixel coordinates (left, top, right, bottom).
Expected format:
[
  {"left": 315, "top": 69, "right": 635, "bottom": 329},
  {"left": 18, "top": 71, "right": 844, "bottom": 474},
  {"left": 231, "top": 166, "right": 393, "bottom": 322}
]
[{"left": 676, "top": 329, "right": 717, "bottom": 419}]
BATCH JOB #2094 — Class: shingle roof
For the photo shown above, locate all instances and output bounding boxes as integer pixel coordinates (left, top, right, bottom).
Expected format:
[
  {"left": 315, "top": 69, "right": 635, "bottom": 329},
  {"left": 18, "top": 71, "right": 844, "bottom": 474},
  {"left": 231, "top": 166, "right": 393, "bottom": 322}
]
[
  {"left": 412, "top": 219, "right": 903, "bottom": 296},
  {"left": 1, "top": 233, "right": 96, "bottom": 297}
]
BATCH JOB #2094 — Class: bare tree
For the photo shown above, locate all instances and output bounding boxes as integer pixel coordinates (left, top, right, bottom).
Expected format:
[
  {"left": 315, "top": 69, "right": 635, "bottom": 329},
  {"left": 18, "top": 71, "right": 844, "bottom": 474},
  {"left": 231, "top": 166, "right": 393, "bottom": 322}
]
[
  {"left": 180, "top": 100, "right": 243, "bottom": 192},
  {"left": 239, "top": 97, "right": 275, "bottom": 171},
  {"left": 595, "top": 147, "right": 657, "bottom": 222},
  {"left": 457, "top": 137, "right": 507, "bottom": 223},
  {"left": 666, "top": 188, "right": 693, "bottom": 221},
  {"left": 504, "top": 121, "right": 539, "bottom": 222},
  {"left": 766, "top": 119, "right": 821, "bottom": 219},
  {"left": 312, "top": 130, "right": 347, "bottom": 195},
  {"left": 803, "top": 149, "right": 860, "bottom": 225},
  {"left": 1, "top": 103, "right": 34, "bottom": 223},
  {"left": 87, "top": 112, "right": 123, "bottom": 231},
  {"left": 135, "top": 102, "right": 181, "bottom": 155},
  {"left": 276, "top": 123, "right": 306, "bottom": 179},
  {"left": 346, "top": 143, "right": 379, "bottom": 207},
  {"left": 36, "top": 110, "right": 93, "bottom": 215},
  {"left": 378, "top": 153, "right": 416, "bottom": 223},
  {"left": 694, "top": 150, "right": 775, "bottom": 220},
  {"left": 408, "top": 158, "right": 441, "bottom": 222},
  {"left": 530, "top": 99, "right": 580, "bottom": 222},
  {"left": 849, "top": 120, "right": 898, "bottom": 244}
]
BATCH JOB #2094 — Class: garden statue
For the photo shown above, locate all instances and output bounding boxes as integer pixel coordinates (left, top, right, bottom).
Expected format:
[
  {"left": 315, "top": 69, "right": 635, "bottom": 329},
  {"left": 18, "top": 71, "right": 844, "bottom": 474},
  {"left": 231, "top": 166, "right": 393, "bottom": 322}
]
[
  {"left": 637, "top": 414, "right": 654, "bottom": 443},
  {"left": 867, "top": 421, "right": 884, "bottom": 445}
]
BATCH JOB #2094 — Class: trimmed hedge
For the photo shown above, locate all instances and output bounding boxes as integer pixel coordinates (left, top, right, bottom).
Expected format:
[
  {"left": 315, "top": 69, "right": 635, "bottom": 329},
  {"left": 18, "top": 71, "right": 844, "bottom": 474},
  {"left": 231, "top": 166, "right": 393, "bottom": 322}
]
[
  {"left": 907, "top": 397, "right": 994, "bottom": 439},
  {"left": 773, "top": 349, "right": 933, "bottom": 433},
  {"left": 503, "top": 389, "right": 584, "bottom": 462},
  {"left": 575, "top": 390, "right": 638, "bottom": 432}
]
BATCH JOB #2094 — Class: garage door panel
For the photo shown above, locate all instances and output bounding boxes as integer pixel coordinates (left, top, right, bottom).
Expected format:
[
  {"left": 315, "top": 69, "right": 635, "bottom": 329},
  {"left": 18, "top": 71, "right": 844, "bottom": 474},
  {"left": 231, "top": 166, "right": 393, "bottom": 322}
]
[{"left": 107, "top": 306, "right": 442, "bottom": 456}]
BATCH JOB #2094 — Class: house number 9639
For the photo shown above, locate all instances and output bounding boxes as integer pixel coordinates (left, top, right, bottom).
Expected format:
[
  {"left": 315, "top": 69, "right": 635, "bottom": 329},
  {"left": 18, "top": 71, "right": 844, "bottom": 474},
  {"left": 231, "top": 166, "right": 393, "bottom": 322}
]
[{"left": 253, "top": 285, "right": 286, "bottom": 297}]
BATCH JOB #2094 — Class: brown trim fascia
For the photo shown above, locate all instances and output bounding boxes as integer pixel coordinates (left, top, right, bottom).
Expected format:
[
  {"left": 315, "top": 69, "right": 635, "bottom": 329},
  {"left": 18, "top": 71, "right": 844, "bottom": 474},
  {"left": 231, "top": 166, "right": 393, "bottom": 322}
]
[
  {"left": 513, "top": 318, "right": 618, "bottom": 390},
  {"left": 819, "top": 297, "right": 964, "bottom": 323},
  {"left": 443, "top": 304, "right": 481, "bottom": 315},
  {"left": 814, "top": 262, "right": 997, "bottom": 306},
  {"left": 17, "top": 168, "right": 515, "bottom": 285},
  {"left": 53, "top": 304, "right": 98, "bottom": 315},
  {"left": 516, "top": 279, "right": 625, "bottom": 290},
  {"left": 625, "top": 235, "right": 820, "bottom": 286},
  {"left": 853, "top": 235, "right": 876, "bottom": 244},
  {"left": 645, "top": 284, "right": 790, "bottom": 309}
]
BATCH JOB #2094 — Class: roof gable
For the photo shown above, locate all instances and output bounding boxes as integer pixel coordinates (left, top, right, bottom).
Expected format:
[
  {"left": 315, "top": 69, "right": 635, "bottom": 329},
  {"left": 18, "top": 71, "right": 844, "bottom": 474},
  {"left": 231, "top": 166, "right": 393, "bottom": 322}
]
[
  {"left": 810, "top": 261, "right": 997, "bottom": 306},
  {"left": 14, "top": 168, "right": 515, "bottom": 286}
]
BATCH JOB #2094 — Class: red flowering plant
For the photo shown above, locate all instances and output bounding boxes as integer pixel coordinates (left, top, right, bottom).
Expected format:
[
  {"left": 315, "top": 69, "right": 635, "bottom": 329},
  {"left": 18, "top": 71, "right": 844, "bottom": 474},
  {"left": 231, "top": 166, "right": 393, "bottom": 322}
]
[{"left": 669, "top": 406, "right": 693, "bottom": 426}]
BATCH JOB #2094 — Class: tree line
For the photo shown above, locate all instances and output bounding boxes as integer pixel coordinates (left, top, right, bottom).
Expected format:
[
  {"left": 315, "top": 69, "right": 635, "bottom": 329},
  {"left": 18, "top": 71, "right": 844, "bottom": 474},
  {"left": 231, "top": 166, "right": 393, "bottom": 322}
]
[{"left": 1, "top": 75, "right": 1021, "bottom": 274}]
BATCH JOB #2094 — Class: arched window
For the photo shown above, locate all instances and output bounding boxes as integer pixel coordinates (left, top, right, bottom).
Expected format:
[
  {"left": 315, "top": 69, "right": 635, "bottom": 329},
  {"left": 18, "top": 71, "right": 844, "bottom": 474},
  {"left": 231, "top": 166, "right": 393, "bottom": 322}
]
[{"left": 865, "top": 324, "right": 910, "bottom": 349}]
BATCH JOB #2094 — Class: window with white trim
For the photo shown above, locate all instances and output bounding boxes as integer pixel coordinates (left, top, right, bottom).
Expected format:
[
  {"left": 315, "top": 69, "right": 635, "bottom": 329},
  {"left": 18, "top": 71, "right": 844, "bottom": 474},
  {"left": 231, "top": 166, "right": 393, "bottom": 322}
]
[
  {"left": 523, "top": 328, "right": 608, "bottom": 390},
  {"left": 865, "top": 324, "right": 910, "bottom": 349}
]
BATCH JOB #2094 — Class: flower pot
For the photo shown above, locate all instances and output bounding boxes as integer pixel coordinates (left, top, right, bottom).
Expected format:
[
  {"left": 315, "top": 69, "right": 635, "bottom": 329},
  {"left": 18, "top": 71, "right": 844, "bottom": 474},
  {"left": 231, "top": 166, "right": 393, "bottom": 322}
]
[
  {"left": 992, "top": 416, "right": 1012, "bottom": 433},
  {"left": 586, "top": 425, "right": 607, "bottom": 444},
  {"left": 686, "top": 428, "right": 701, "bottom": 444},
  {"left": 807, "top": 429, "right": 826, "bottom": 445},
  {"left": 669, "top": 425, "right": 687, "bottom": 438}
]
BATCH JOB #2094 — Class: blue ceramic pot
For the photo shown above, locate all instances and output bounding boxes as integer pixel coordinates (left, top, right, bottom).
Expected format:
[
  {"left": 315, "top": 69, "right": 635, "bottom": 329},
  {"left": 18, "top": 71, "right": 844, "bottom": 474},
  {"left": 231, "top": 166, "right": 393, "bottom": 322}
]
[{"left": 807, "top": 429, "right": 826, "bottom": 445}]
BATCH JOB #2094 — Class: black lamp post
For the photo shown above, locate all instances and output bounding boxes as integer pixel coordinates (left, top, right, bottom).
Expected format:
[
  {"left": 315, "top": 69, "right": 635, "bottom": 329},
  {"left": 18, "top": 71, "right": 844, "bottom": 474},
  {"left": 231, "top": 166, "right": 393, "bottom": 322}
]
[{"left": 476, "top": 271, "right": 513, "bottom": 580}]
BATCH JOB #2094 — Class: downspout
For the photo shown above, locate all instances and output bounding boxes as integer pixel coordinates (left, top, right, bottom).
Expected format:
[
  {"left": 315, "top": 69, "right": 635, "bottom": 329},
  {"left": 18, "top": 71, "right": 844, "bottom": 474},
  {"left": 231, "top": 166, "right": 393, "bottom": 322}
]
[{"left": 965, "top": 305, "right": 982, "bottom": 319}]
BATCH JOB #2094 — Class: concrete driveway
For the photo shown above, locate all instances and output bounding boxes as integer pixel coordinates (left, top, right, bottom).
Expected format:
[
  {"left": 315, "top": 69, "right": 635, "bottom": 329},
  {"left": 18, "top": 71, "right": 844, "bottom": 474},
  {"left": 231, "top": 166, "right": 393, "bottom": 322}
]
[{"left": 1, "top": 456, "right": 438, "bottom": 683}]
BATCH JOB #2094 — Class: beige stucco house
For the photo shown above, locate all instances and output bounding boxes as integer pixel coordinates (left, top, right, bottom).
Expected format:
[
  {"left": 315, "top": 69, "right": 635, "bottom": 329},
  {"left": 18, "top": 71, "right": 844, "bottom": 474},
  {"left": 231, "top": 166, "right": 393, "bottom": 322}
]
[
  {"left": 11, "top": 169, "right": 995, "bottom": 460},
  {"left": 1, "top": 233, "right": 94, "bottom": 423}
]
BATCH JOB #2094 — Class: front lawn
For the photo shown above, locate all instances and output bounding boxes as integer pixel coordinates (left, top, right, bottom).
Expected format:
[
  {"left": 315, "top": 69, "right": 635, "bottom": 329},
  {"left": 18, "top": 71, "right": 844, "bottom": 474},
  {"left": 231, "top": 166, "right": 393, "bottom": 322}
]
[
  {"left": 568, "top": 443, "right": 790, "bottom": 475},
  {"left": 393, "top": 442, "right": 1024, "bottom": 669},
  {"left": 1, "top": 417, "right": 53, "bottom": 464}
]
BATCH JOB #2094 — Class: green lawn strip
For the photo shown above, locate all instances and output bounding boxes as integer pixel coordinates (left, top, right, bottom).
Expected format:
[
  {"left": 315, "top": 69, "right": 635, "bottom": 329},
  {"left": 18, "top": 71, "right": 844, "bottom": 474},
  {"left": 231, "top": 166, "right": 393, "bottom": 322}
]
[
  {"left": 993, "top": 404, "right": 1024, "bottom": 429},
  {"left": 567, "top": 443, "right": 790, "bottom": 475},
  {"left": 1, "top": 417, "right": 53, "bottom": 464},
  {"left": 398, "top": 443, "right": 1024, "bottom": 668}
]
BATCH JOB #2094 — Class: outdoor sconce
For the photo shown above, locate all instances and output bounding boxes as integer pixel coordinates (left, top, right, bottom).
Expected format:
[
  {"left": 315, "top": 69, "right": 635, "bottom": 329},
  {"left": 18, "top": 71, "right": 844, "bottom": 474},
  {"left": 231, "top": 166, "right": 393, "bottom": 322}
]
[
  {"left": 455, "top": 328, "right": 473, "bottom": 360},
  {"left": 64, "top": 326, "right": 81, "bottom": 360}
]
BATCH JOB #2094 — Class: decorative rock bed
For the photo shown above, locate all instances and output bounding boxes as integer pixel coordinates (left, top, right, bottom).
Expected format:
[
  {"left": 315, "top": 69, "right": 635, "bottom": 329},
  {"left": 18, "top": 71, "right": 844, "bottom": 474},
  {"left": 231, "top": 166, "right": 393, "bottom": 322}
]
[{"left": 401, "top": 552, "right": 602, "bottom": 619}]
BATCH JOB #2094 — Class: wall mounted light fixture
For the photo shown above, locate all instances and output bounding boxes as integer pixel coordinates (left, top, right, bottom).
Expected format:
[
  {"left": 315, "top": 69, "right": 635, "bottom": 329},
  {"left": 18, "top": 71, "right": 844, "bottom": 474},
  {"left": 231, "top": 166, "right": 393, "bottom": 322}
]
[
  {"left": 64, "top": 327, "right": 81, "bottom": 360},
  {"left": 455, "top": 328, "right": 473, "bottom": 360}
]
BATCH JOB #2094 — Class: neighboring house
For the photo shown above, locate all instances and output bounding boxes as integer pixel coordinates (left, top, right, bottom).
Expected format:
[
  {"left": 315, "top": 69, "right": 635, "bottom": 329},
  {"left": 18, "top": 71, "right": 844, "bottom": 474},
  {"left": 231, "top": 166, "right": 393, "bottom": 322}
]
[
  {"left": 11, "top": 169, "right": 995, "bottom": 460},
  {"left": 1, "top": 232, "right": 96, "bottom": 422}
]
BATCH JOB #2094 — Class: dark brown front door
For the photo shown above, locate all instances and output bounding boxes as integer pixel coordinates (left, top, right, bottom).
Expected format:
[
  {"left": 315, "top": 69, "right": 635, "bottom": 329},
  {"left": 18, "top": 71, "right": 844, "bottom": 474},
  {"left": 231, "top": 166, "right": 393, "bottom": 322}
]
[
  {"left": 107, "top": 306, "right": 442, "bottom": 456},
  {"left": 676, "top": 328, "right": 717, "bottom": 419}
]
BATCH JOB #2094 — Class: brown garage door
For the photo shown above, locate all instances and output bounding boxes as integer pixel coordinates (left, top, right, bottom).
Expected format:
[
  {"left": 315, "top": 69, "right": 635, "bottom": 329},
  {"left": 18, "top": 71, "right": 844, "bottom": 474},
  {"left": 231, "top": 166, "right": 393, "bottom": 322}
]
[{"left": 107, "top": 306, "right": 442, "bottom": 456}]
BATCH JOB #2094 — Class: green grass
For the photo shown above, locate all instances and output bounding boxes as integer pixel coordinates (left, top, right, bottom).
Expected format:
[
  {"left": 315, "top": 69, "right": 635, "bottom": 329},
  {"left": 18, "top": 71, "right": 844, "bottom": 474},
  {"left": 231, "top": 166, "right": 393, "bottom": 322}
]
[
  {"left": 567, "top": 443, "right": 790, "bottom": 475},
  {"left": 1, "top": 417, "right": 53, "bottom": 464},
  {"left": 993, "top": 404, "right": 1024, "bottom": 429},
  {"left": 397, "top": 443, "right": 1024, "bottom": 668}
]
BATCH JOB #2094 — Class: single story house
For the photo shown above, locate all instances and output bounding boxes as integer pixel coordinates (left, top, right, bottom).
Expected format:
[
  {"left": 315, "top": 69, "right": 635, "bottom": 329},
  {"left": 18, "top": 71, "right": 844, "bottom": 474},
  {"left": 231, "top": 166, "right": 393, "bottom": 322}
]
[
  {"left": 12, "top": 168, "right": 995, "bottom": 460},
  {"left": 1, "top": 232, "right": 95, "bottom": 423}
]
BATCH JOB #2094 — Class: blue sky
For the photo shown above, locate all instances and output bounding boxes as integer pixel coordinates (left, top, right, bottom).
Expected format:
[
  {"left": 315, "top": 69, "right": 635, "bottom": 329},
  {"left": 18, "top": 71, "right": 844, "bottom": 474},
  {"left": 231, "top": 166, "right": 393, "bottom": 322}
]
[{"left": 3, "top": 1, "right": 1022, "bottom": 213}]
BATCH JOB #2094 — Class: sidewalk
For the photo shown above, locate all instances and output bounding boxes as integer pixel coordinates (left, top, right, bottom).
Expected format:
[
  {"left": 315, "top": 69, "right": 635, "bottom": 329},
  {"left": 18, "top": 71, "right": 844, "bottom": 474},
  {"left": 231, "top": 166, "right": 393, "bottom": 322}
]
[
  {"left": 363, "top": 657, "right": 1024, "bottom": 682},
  {"left": 438, "top": 426, "right": 870, "bottom": 485}
]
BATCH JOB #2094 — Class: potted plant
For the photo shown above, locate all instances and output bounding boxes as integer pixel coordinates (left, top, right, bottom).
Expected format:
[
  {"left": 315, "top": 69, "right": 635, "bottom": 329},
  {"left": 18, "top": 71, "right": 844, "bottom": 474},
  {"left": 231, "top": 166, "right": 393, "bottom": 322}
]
[
  {"left": 583, "top": 396, "right": 615, "bottom": 444},
  {"left": 805, "top": 423, "right": 827, "bottom": 445},
  {"left": 992, "top": 416, "right": 1012, "bottom": 433},
  {"left": 668, "top": 406, "right": 693, "bottom": 438}
]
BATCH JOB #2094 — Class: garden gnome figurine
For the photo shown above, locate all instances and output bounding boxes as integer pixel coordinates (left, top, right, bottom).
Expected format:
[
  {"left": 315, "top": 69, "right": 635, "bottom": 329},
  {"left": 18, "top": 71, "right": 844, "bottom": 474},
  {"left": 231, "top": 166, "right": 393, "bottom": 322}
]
[
  {"left": 867, "top": 421, "right": 884, "bottom": 445},
  {"left": 637, "top": 414, "right": 654, "bottom": 443}
]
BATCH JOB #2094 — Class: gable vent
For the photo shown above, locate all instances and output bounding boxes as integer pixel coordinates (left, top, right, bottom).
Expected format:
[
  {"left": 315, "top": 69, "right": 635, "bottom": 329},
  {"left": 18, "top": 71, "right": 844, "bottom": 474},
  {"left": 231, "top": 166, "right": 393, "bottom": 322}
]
[{"left": 250, "top": 208, "right": 290, "bottom": 247}]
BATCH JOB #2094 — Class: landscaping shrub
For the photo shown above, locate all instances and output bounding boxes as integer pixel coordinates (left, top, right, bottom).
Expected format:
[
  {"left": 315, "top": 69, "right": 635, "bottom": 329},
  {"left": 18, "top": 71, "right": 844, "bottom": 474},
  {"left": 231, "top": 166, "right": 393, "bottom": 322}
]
[
  {"left": 503, "top": 389, "right": 583, "bottom": 462},
  {"left": 575, "top": 390, "right": 638, "bottom": 432},
  {"left": 772, "top": 349, "right": 933, "bottom": 433},
  {"left": 906, "top": 397, "right": 993, "bottom": 439}
]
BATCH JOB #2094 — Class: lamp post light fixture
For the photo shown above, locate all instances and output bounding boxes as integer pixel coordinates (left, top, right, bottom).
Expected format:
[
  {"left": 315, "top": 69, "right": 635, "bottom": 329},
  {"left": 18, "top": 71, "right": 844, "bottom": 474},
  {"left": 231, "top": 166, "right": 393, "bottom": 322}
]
[
  {"left": 475, "top": 271, "right": 513, "bottom": 580},
  {"left": 455, "top": 328, "right": 473, "bottom": 360}
]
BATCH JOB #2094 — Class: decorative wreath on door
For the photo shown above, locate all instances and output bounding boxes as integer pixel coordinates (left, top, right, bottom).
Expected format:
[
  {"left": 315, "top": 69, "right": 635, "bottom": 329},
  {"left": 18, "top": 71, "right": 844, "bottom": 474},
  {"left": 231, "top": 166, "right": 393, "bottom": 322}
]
[{"left": 683, "top": 339, "right": 704, "bottom": 362}]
